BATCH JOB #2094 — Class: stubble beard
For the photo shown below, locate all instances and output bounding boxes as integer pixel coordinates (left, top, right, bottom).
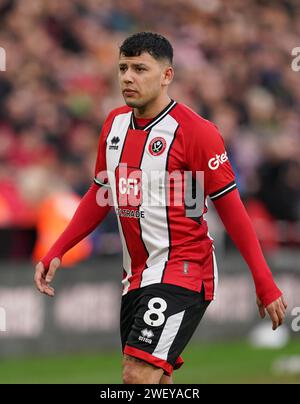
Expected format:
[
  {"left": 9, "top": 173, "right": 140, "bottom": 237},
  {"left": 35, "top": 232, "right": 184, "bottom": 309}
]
[
  {"left": 123, "top": 97, "right": 149, "bottom": 115},
  {"left": 123, "top": 96, "right": 144, "bottom": 108},
  {"left": 123, "top": 92, "right": 159, "bottom": 115}
]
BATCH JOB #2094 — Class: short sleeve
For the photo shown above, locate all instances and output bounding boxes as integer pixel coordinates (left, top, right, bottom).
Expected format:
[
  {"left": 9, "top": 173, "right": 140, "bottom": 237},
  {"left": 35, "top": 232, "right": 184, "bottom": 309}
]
[{"left": 186, "top": 121, "right": 237, "bottom": 201}]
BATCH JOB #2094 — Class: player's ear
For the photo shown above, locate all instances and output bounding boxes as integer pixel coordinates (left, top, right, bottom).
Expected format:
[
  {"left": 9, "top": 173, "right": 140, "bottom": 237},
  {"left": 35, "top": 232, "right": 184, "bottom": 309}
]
[{"left": 162, "top": 65, "right": 174, "bottom": 86}]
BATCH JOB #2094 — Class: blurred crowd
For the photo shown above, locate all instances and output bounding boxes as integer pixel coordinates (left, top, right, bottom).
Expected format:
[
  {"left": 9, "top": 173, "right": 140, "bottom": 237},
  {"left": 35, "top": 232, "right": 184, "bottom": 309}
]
[{"left": 0, "top": 0, "right": 299, "bottom": 261}]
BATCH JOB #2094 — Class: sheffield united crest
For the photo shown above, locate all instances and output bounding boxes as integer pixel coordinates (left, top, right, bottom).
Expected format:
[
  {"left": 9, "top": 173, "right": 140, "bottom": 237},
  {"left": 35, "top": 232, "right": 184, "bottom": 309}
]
[{"left": 148, "top": 137, "right": 166, "bottom": 156}]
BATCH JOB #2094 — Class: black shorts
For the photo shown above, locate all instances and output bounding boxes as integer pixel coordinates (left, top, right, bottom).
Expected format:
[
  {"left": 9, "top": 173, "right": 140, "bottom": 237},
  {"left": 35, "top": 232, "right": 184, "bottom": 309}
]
[{"left": 120, "top": 283, "right": 211, "bottom": 376}]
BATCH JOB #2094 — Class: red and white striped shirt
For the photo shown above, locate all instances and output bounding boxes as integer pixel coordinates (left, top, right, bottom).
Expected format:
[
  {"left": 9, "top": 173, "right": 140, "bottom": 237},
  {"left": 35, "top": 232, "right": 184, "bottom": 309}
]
[{"left": 94, "top": 100, "right": 236, "bottom": 299}]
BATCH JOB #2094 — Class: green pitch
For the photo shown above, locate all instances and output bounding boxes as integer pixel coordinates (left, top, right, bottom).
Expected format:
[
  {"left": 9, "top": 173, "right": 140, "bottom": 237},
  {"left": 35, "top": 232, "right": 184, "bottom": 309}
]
[{"left": 0, "top": 340, "right": 299, "bottom": 384}]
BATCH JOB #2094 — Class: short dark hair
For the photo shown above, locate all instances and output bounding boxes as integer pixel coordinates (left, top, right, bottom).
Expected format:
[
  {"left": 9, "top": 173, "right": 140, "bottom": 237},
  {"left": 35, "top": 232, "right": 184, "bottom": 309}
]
[{"left": 119, "top": 32, "right": 173, "bottom": 64}]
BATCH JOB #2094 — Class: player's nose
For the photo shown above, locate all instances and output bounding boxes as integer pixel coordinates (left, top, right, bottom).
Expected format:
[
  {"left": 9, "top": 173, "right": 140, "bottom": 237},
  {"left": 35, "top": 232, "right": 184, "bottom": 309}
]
[{"left": 122, "top": 69, "right": 134, "bottom": 84}]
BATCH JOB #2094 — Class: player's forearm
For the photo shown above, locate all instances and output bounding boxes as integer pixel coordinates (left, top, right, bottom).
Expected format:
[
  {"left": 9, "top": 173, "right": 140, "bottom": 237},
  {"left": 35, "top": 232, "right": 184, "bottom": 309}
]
[
  {"left": 213, "top": 189, "right": 282, "bottom": 307},
  {"left": 40, "top": 183, "right": 111, "bottom": 269}
]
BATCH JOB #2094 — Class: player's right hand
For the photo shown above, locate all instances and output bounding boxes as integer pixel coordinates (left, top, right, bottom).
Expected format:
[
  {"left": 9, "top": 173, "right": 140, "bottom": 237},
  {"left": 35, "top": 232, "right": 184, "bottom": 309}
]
[{"left": 34, "top": 257, "right": 61, "bottom": 297}]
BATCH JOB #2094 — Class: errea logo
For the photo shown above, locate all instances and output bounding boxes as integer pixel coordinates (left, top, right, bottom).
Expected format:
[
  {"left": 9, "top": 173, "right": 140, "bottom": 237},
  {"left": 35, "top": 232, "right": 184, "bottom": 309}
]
[
  {"left": 109, "top": 136, "right": 120, "bottom": 150},
  {"left": 208, "top": 152, "right": 228, "bottom": 170},
  {"left": 138, "top": 328, "right": 154, "bottom": 344}
]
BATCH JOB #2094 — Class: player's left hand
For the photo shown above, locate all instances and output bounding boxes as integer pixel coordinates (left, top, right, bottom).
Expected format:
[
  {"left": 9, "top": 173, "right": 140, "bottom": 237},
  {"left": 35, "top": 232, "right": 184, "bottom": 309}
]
[{"left": 256, "top": 295, "right": 287, "bottom": 330}]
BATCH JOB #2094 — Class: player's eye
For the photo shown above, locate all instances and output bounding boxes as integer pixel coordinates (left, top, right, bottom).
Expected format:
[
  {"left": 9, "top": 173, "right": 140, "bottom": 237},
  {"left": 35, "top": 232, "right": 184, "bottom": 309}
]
[
  {"left": 119, "top": 66, "right": 127, "bottom": 72},
  {"left": 136, "top": 67, "right": 146, "bottom": 72}
]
